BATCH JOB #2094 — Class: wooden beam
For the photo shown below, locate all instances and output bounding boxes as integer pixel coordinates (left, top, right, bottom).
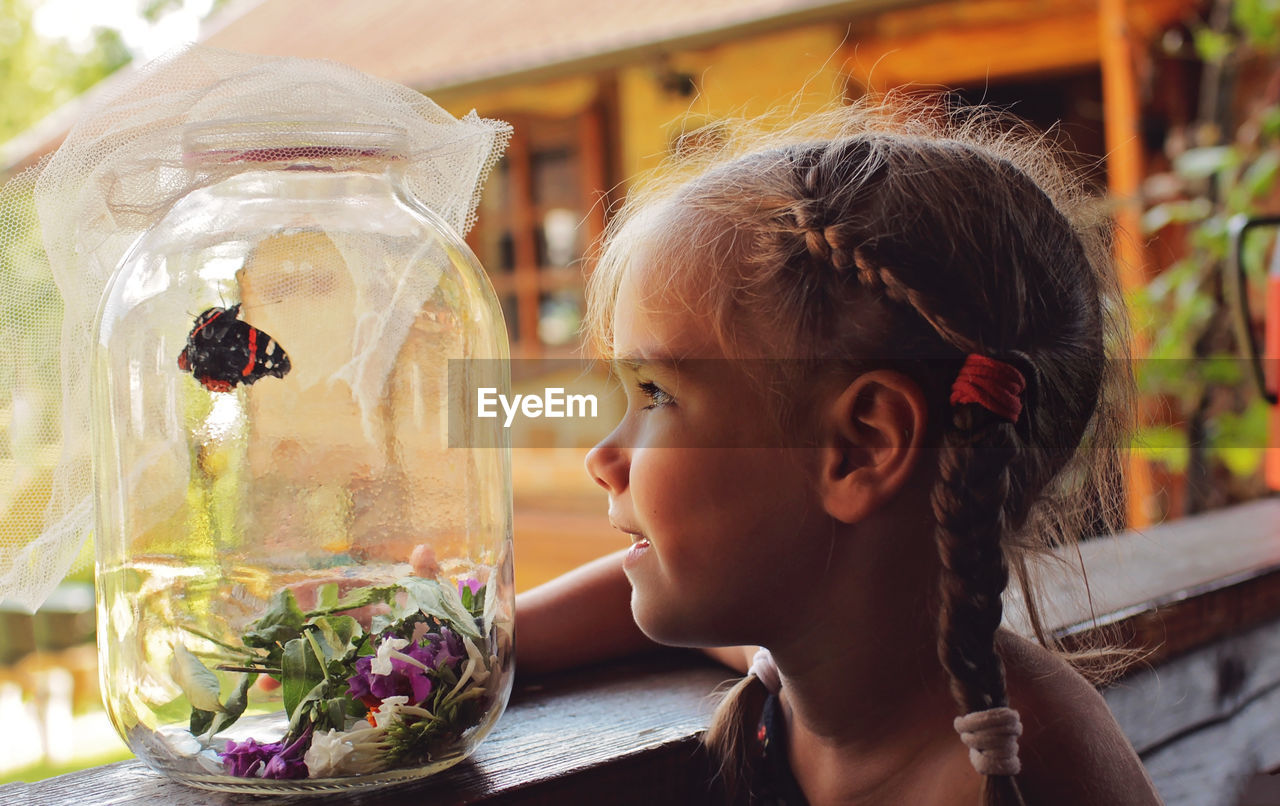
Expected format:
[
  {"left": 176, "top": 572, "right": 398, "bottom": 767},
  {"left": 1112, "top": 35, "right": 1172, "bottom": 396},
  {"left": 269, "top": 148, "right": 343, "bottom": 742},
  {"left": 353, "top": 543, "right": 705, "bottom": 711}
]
[
  {"left": 850, "top": 10, "right": 1105, "bottom": 89},
  {"left": 845, "top": 0, "right": 1192, "bottom": 89},
  {"left": 1105, "top": 617, "right": 1280, "bottom": 804}
]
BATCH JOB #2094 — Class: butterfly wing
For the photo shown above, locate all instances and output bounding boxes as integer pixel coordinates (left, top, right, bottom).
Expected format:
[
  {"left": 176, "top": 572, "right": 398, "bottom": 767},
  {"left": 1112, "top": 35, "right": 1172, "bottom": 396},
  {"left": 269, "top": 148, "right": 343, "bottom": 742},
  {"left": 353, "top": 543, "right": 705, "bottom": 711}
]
[{"left": 177, "top": 305, "right": 290, "bottom": 392}]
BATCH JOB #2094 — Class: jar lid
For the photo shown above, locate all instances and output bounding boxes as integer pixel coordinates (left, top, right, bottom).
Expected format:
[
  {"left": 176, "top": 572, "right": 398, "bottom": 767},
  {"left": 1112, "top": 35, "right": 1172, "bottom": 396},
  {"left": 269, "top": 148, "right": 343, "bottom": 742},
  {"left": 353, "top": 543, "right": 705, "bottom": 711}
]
[{"left": 182, "top": 119, "right": 409, "bottom": 166}]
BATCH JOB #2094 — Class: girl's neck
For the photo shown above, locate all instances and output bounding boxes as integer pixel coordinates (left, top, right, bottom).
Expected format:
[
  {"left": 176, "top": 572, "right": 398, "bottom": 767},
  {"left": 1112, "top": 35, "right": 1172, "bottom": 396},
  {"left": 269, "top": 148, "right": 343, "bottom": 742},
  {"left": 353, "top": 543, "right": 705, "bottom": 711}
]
[{"left": 766, "top": 500, "right": 970, "bottom": 803}]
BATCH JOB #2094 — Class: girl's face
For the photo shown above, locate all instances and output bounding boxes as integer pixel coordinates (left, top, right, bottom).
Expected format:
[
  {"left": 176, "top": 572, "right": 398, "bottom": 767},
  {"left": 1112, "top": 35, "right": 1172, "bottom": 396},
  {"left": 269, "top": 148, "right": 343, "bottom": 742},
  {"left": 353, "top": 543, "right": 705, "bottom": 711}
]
[{"left": 584, "top": 260, "right": 833, "bottom": 648}]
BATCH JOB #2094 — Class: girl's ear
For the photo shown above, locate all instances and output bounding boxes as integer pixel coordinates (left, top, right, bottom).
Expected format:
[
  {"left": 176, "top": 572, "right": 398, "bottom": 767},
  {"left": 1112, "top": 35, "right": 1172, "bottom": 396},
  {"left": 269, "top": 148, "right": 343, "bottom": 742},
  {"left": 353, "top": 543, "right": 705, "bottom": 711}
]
[{"left": 819, "top": 370, "right": 928, "bottom": 523}]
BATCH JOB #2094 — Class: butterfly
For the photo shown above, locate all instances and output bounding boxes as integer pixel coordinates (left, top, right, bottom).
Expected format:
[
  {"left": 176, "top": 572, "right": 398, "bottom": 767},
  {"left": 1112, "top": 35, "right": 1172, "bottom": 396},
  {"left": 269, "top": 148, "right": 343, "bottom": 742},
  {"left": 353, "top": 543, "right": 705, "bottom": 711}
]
[{"left": 177, "top": 304, "right": 291, "bottom": 393}]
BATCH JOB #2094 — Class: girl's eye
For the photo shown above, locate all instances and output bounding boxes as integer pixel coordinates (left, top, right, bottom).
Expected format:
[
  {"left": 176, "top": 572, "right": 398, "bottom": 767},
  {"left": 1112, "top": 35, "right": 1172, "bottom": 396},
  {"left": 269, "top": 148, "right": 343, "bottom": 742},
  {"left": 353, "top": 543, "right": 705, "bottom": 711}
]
[{"left": 636, "top": 380, "right": 673, "bottom": 409}]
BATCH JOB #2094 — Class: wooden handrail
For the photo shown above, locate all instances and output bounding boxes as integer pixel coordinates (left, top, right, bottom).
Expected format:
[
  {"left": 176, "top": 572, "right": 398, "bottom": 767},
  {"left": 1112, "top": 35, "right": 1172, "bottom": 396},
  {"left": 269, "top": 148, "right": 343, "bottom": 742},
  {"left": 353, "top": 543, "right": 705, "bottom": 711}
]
[{"left": 6, "top": 495, "right": 1280, "bottom": 805}]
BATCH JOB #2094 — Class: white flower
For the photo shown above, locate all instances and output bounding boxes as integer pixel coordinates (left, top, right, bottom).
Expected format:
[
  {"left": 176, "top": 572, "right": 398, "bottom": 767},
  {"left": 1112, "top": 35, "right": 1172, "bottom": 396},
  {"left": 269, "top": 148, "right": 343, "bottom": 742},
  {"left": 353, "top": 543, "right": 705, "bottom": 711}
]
[
  {"left": 370, "top": 637, "right": 409, "bottom": 676},
  {"left": 303, "top": 726, "right": 389, "bottom": 777},
  {"left": 304, "top": 729, "right": 355, "bottom": 778},
  {"left": 462, "top": 636, "right": 491, "bottom": 685},
  {"left": 372, "top": 695, "right": 410, "bottom": 728}
]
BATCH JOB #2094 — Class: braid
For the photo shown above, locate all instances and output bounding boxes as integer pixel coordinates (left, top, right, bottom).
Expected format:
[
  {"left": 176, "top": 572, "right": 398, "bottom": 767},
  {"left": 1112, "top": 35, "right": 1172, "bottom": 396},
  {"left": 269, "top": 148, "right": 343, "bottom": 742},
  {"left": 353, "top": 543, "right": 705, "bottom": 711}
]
[
  {"left": 934, "top": 409, "right": 1028, "bottom": 805},
  {"left": 933, "top": 407, "right": 1020, "bottom": 708},
  {"left": 799, "top": 152, "right": 1030, "bottom": 803},
  {"left": 848, "top": 249, "right": 977, "bottom": 349}
]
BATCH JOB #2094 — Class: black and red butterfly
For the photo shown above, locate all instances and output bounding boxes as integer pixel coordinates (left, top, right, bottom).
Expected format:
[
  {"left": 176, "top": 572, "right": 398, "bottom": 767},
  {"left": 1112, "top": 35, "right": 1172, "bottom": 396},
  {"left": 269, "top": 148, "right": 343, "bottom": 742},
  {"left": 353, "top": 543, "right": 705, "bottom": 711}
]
[{"left": 177, "top": 304, "right": 291, "bottom": 393}]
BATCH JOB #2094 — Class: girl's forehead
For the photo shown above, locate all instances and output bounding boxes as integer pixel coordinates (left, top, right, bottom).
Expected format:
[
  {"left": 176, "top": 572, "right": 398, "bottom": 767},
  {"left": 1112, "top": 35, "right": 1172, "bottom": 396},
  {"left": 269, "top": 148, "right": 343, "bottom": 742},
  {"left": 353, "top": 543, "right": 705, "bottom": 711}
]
[{"left": 611, "top": 261, "right": 721, "bottom": 360}]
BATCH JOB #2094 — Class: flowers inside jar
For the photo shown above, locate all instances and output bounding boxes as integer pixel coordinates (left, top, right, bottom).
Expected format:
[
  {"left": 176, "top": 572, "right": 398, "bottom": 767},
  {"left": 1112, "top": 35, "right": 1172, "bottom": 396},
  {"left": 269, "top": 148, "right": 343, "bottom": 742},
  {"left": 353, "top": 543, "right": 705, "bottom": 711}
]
[{"left": 171, "top": 575, "right": 507, "bottom": 780}]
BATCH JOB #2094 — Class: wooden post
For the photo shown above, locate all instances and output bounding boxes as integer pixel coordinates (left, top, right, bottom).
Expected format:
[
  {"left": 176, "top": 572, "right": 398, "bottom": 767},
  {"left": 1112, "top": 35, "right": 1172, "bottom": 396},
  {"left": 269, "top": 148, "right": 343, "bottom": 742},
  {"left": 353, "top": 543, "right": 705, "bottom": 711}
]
[
  {"left": 506, "top": 126, "right": 542, "bottom": 355},
  {"left": 1100, "top": 0, "right": 1155, "bottom": 528}
]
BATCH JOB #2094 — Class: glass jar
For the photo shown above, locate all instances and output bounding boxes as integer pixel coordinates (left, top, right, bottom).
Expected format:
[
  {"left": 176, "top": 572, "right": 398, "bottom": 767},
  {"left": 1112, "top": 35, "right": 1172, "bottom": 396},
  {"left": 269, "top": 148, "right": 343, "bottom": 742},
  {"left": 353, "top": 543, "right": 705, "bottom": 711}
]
[{"left": 91, "top": 122, "right": 513, "bottom": 793}]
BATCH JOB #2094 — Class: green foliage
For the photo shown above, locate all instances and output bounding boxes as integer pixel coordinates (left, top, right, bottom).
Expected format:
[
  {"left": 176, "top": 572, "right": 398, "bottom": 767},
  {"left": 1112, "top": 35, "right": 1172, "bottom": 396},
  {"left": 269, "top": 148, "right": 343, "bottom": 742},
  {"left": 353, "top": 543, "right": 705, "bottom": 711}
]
[
  {"left": 243, "top": 589, "right": 307, "bottom": 650},
  {"left": 1235, "top": 0, "right": 1280, "bottom": 50},
  {"left": 0, "top": 0, "right": 131, "bottom": 146},
  {"left": 1135, "top": 3, "right": 1280, "bottom": 486}
]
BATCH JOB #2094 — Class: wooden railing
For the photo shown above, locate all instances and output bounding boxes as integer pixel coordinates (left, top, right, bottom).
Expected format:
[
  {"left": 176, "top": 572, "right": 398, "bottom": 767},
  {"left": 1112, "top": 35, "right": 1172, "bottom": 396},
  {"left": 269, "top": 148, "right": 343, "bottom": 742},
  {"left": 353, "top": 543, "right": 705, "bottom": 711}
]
[{"left": 6, "top": 495, "right": 1280, "bottom": 806}]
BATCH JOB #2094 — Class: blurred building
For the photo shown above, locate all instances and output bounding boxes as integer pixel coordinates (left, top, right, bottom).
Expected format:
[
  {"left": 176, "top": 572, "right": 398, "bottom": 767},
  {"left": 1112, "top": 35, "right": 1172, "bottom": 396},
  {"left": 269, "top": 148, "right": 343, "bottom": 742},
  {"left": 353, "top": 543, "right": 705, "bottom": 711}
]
[
  {"left": 0, "top": 0, "right": 1212, "bottom": 585},
  {"left": 5, "top": 0, "right": 1201, "bottom": 357}
]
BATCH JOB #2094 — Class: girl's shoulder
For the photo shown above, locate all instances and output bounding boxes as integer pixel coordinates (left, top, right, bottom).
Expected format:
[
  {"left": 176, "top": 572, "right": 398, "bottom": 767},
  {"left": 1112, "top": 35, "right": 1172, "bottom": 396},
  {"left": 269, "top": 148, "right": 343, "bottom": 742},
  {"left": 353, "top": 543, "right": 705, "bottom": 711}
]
[{"left": 996, "top": 629, "right": 1163, "bottom": 806}]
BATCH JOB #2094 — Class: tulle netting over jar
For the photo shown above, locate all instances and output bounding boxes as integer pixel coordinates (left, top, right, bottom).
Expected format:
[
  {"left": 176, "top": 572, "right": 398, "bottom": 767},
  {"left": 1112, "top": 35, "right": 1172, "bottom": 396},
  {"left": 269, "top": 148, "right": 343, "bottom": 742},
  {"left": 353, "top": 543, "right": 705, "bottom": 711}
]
[{"left": 0, "top": 45, "right": 512, "bottom": 611}]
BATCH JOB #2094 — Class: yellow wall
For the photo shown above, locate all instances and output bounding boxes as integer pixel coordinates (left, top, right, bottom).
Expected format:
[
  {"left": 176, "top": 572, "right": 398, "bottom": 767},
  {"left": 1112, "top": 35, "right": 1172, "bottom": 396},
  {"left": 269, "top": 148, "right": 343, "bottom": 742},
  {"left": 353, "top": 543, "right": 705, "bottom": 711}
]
[
  {"left": 442, "top": 75, "right": 599, "bottom": 120},
  {"left": 616, "top": 24, "right": 850, "bottom": 179},
  {"left": 436, "top": 23, "right": 852, "bottom": 186}
]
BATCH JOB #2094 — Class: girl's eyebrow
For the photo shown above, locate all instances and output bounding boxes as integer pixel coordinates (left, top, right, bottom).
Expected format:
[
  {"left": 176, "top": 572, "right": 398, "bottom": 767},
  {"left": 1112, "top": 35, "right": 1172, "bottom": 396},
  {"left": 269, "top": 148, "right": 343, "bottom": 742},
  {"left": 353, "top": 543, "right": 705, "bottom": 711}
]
[{"left": 614, "top": 356, "right": 681, "bottom": 373}]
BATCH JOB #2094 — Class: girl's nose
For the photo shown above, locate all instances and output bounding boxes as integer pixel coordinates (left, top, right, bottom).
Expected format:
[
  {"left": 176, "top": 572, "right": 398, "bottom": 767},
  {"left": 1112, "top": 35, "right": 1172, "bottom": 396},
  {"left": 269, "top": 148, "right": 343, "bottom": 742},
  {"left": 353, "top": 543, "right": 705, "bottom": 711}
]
[{"left": 585, "top": 434, "right": 628, "bottom": 495}]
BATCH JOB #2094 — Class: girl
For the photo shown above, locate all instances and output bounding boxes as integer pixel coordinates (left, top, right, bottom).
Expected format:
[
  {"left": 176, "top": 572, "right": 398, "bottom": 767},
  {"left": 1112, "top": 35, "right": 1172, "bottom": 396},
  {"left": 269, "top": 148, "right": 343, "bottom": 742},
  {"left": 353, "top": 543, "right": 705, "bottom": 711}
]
[{"left": 515, "top": 99, "right": 1164, "bottom": 806}]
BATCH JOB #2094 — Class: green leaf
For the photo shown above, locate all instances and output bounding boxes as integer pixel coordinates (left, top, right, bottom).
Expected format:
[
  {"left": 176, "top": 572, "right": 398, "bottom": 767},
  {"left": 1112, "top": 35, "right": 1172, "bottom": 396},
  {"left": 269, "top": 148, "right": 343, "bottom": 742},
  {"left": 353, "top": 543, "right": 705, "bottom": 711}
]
[
  {"left": 1240, "top": 150, "right": 1280, "bottom": 205},
  {"left": 370, "top": 613, "right": 395, "bottom": 635},
  {"left": 1193, "top": 28, "right": 1236, "bottom": 65},
  {"left": 1191, "top": 215, "right": 1231, "bottom": 260},
  {"left": 309, "top": 615, "right": 363, "bottom": 665},
  {"left": 335, "top": 583, "right": 397, "bottom": 613},
  {"left": 1174, "top": 145, "right": 1236, "bottom": 180},
  {"left": 319, "top": 696, "right": 348, "bottom": 732},
  {"left": 287, "top": 679, "right": 331, "bottom": 735},
  {"left": 1209, "top": 397, "right": 1272, "bottom": 468},
  {"left": 208, "top": 673, "right": 258, "bottom": 736},
  {"left": 314, "top": 582, "right": 340, "bottom": 612},
  {"left": 1261, "top": 107, "right": 1280, "bottom": 140},
  {"left": 1142, "top": 199, "right": 1212, "bottom": 234},
  {"left": 303, "top": 582, "right": 396, "bottom": 618},
  {"left": 190, "top": 707, "right": 215, "bottom": 736},
  {"left": 282, "top": 637, "right": 325, "bottom": 719},
  {"left": 1234, "top": 0, "right": 1280, "bottom": 50},
  {"left": 1215, "top": 446, "right": 1264, "bottom": 476},
  {"left": 1131, "top": 425, "right": 1191, "bottom": 473},
  {"left": 243, "top": 590, "right": 306, "bottom": 649},
  {"left": 397, "top": 577, "right": 481, "bottom": 640},
  {"left": 171, "top": 644, "right": 225, "bottom": 714}
]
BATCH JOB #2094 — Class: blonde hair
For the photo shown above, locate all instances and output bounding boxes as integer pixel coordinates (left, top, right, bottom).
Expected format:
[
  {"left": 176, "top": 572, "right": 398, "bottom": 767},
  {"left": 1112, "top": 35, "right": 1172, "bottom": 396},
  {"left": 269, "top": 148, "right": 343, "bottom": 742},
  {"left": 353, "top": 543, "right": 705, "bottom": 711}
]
[{"left": 586, "top": 95, "right": 1137, "bottom": 806}]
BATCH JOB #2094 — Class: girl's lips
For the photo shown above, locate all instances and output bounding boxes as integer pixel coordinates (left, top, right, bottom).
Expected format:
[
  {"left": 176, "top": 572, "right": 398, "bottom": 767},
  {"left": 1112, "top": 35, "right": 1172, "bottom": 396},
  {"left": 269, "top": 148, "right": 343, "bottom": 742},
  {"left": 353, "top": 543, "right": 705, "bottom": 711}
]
[{"left": 623, "top": 538, "right": 651, "bottom": 569}]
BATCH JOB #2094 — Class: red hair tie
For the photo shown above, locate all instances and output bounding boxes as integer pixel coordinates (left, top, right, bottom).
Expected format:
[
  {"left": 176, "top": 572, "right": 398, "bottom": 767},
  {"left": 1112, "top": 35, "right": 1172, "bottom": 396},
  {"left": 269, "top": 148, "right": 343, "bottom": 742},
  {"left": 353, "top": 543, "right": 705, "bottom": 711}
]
[{"left": 949, "top": 354, "right": 1026, "bottom": 423}]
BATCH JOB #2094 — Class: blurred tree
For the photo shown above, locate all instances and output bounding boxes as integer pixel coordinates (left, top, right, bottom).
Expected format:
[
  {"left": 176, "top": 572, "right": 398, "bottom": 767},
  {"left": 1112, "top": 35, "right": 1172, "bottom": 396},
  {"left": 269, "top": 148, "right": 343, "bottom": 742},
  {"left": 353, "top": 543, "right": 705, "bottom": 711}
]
[
  {"left": 0, "top": 0, "right": 131, "bottom": 145},
  {"left": 0, "top": 0, "right": 130, "bottom": 590},
  {"left": 140, "top": 0, "right": 234, "bottom": 24},
  {"left": 1134, "top": 0, "right": 1280, "bottom": 513}
]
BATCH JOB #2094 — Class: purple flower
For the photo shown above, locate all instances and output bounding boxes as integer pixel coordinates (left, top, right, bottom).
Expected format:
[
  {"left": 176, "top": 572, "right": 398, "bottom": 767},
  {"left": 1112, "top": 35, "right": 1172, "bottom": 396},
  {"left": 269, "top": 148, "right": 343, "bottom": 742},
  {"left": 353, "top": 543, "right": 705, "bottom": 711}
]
[
  {"left": 220, "top": 731, "right": 310, "bottom": 779},
  {"left": 262, "top": 751, "right": 308, "bottom": 780},
  {"left": 345, "top": 635, "right": 436, "bottom": 706},
  {"left": 428, "top": 627, "right": 465, "bottom": 672},
  {"left": 458, "top": 578, "right": 482, "bottom": 599},
  {"left": 263, "top": 731, "right": 311, "bottom": 780},
  {"left": 221, "top": 737, "right": 280, "bottom": 777},
  {"left": 346, "top": 655, "right": 377, "bottom": 703}
]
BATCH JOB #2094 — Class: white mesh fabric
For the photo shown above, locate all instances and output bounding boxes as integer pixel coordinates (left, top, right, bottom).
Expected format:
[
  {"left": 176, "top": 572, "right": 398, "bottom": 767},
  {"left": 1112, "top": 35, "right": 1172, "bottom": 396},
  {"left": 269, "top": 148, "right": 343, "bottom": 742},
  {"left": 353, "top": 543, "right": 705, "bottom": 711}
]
[{"left": 0, "top": 45, "right": 511, "bottom": 611}]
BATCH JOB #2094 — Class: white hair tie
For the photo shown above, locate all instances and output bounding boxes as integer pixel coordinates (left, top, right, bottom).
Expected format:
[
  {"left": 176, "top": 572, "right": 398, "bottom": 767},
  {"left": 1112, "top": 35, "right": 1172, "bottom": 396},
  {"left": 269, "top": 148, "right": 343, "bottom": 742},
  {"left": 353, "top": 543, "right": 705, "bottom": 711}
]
[
  {"left": 953, "top": 706, "right": 1022, "bottom": 776},
  {"left": 748, "top": 647, "right": 781, "bottom": 694}
]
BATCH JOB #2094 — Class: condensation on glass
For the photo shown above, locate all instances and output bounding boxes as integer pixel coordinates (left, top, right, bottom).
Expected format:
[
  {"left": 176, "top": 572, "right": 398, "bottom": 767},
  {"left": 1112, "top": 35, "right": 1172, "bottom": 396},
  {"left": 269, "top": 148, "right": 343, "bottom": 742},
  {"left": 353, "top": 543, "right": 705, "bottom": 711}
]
[{"left": 91, "top": 122, "right": 513, "bottom": 793}]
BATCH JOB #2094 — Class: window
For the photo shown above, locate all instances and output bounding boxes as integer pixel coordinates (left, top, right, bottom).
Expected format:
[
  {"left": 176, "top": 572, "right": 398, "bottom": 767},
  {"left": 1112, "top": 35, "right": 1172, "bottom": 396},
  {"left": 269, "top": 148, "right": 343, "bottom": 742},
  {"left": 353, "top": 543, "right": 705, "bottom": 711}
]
[{"left": 469, "top": 97, "right": 615, "bottom": 357}]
